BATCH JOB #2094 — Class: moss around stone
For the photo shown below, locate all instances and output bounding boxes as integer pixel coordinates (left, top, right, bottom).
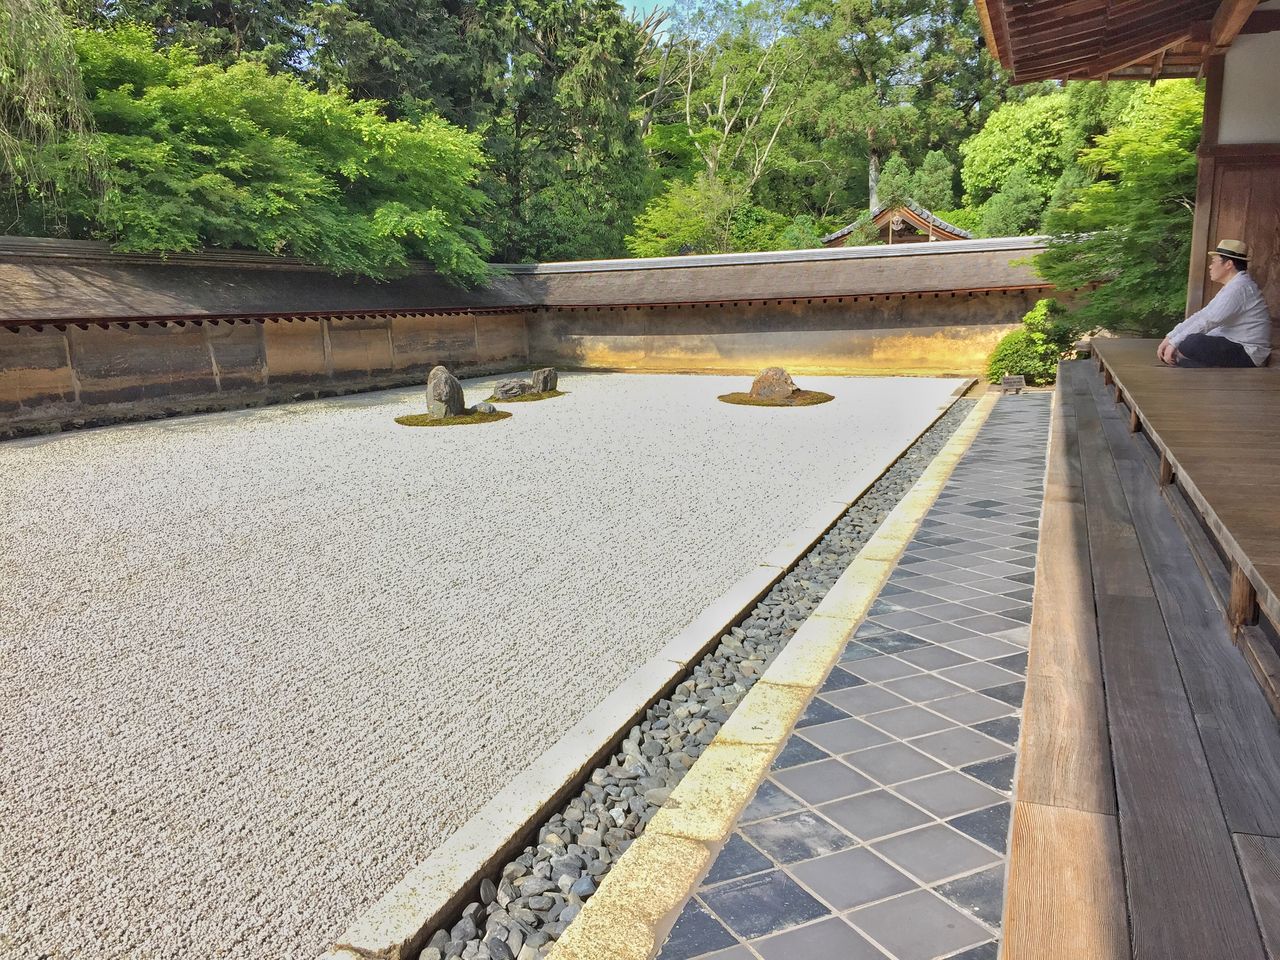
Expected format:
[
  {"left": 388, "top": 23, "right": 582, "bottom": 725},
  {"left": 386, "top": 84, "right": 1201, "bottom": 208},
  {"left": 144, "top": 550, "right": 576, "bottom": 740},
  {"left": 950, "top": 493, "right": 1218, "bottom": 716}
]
[
  {"left": 395, "top": 410, "right": 513, "bottom": 427},
  {"left": 717, "top": 390, "right": 834, "bottom": 407},
  {"left": 488, "top": 389, "right": 567, "bottom": 404}
]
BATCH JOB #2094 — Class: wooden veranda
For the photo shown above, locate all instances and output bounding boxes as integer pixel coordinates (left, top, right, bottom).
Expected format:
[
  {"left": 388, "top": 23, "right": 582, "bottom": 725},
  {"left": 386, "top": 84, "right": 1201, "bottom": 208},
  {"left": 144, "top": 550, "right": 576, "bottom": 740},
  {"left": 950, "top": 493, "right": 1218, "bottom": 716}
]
[{"left": 1003, "top": 354, "right": 1280, "bottom": 960}]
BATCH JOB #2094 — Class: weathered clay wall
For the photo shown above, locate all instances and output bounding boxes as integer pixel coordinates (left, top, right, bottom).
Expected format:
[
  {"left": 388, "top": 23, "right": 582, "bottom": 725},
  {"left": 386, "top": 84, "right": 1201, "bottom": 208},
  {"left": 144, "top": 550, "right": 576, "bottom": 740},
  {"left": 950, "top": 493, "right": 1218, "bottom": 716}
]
[
  {"left": 1, "top": 236, "right": 1055, "bottom": 437},
  {"left": 528, "top": 291, "right": 1040, "bottom": 376},
  {"left": 1, "top": 313, "right": 529, "bottom": 436}
]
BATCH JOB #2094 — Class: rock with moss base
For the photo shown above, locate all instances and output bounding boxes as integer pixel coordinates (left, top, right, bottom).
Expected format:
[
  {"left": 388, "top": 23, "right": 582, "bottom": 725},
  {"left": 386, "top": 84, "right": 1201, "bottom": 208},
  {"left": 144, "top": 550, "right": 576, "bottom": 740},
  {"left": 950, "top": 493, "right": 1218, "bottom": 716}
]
[
  {"left": 426, "top": 366, "right": 465, "bottom": 418},
  {"left": 472, "top": 402, "right": 497, "bottom": 414},
  {"left": 494, "top": 379, "right": 532, "bottom": 400},
  {"left": 531, "top": 368, "right": 558, "bottom": 393},
  {"left": 750, "top": 367, "right": 799, "bottom": 401}
]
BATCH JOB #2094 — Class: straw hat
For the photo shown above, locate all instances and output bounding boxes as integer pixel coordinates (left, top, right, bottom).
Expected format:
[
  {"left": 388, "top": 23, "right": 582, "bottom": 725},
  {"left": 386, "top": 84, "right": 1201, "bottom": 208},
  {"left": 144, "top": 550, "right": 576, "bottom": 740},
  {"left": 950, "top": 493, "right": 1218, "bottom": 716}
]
[{"left": 1213, "top": 239, "right": 1250, "bottom": 261}]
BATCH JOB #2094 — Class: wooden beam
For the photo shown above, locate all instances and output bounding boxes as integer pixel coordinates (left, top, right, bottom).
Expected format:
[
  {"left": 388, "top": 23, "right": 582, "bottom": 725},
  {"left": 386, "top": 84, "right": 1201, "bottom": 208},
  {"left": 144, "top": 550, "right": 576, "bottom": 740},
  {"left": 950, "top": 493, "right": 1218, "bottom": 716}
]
[
  {"left": 1211, "top": 0, "right": 1260, "bottom": 50},
  {"left": 1129, "top": 406, "right": 1141, "bottom": 433},
  {"left": 1230, "top": 563, "right": 1259, "bottom": 629},
  {"left": 1159, "top": 451, "right": 1175, "bottom": 485}
]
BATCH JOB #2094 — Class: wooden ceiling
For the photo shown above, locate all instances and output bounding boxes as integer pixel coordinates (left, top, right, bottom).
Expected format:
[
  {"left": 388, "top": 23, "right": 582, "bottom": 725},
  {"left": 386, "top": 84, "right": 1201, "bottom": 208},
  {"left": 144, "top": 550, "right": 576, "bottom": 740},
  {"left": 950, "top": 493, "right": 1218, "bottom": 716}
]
[{"left": 976, "top": 0, "right": 1266, "bottom": 82}]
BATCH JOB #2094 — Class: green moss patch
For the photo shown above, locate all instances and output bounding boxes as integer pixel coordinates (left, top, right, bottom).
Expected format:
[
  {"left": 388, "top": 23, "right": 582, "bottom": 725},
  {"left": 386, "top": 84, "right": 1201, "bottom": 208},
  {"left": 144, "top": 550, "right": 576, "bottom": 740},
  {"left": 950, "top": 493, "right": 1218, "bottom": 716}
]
[
  {"left": 395, "top": 410, "right": 513, "bottom": 427},
  {"left": 718, "top": 390, "right": 834, "bottom": 407},
  {"left": 487, "top": 389, "right": 567, "bottom": 404}
]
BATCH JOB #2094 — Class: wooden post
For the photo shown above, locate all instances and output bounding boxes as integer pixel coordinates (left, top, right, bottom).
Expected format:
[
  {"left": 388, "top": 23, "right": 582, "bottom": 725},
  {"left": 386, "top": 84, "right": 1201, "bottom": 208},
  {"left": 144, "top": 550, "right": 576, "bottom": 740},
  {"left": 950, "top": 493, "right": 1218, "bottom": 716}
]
[
  {"left": 1158, "top": 451, "right": 1174, "bottom": 485},
  {"left": 1113, "top": 384, "right": 1123, "bottom": 404},
  {"left": 1129, "top": 407, "right": 1141, "bottom": 433},
  {"left": 1230, "top": 563, "right": 1259, "bottom": 630},
  {"left": 1103, "top": 369, "right": 1114, "bottom": 386}
]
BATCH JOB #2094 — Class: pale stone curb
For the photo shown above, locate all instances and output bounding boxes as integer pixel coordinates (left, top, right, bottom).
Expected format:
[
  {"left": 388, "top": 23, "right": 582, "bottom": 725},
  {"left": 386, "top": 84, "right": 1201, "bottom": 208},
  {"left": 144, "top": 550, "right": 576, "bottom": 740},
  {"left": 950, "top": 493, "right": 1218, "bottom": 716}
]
[
  {"left": 545, "top": 392, "right": 998, "bottom": 960},
  {"left": 318, "top": 386, "right": 972, "bottom": 960}
]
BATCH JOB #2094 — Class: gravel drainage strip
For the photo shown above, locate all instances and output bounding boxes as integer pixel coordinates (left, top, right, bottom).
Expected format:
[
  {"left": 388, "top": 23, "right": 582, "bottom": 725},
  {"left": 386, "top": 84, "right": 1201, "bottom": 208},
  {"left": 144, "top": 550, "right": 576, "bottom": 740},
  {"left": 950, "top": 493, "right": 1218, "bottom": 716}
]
[{"left": 327, "top": 394, "right": 983, "bottom": 960}]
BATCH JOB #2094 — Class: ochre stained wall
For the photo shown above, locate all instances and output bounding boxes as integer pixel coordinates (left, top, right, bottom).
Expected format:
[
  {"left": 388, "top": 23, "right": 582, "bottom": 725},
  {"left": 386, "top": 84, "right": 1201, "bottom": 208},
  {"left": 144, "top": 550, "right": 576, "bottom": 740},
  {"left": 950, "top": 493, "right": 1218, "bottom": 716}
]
[{"left": 527, "top": 291, "right": 1041, "bottom": 377}]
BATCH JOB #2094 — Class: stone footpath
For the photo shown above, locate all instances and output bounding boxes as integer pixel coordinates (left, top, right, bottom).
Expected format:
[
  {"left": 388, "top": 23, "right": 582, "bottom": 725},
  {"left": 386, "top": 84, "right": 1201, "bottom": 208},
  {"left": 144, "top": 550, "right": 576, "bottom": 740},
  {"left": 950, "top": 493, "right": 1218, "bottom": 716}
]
[
  {"left": 656, "top": 395, "right": 1051, "bottom": 960},
  {"left": 417, "top": 400, "right": 977, "bottom": 960}
]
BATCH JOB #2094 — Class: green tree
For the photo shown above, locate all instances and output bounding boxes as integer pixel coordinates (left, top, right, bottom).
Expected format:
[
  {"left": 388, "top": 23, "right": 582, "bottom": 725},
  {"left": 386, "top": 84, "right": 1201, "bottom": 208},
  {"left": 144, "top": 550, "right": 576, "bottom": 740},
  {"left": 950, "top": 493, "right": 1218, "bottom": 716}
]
[
  {"left": 482, "top": 0, "right": 650, "bottom": 261},
  {"left": 1036, "top": 80, "right": 1204, "bottom": 337},
  {"left": 0, "top": 0, "right": 102, "bottom": 233},
  {"left": 911, "top": 149, "right": 955, "bottom": 210},
  {"left": 977, "top": 167, "right": 1044, "bottom": 237},
  {"left": 875, "top": 154, "right": 912, "bottom": 208},
  {"left": 960, "top": 92, "right": 1068, "bottom": 207},
  {"left": 37, "top": 25, "right": 492, "bottom": 282},
  {"left": 794, "top": 0, "right": 1005, "bottom": 209},
  {"left": 626, "top": 174, "right": 744, "bottom": 256}
]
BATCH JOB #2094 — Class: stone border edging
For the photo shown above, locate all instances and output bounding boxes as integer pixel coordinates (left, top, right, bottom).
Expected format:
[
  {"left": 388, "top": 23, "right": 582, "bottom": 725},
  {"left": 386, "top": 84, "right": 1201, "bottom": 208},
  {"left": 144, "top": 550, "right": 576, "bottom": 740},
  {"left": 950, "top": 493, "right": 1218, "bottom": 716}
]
[
  {"left": 318, "top": 385, "right": 972, "bottom": 960},
  {"left": 545, "top": 392, "right": 999, "bottom": 960}
]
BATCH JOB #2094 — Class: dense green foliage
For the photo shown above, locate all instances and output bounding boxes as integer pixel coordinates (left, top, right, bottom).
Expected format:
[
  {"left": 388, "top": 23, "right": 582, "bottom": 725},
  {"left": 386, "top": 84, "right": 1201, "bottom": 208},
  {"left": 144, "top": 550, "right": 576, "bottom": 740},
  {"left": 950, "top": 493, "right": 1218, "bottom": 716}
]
[
  {"left": 1035, "top": 81, "right": 1204, "bottom": 337},
  {"left": 986, "top": 298, "right": 1085, "bottom": 385},
  {"left": 5, "top": 0, "right": 1206, "bottom": 287},
  {"left": 35, "top": 24, "right": 492, "bottom": 281}
]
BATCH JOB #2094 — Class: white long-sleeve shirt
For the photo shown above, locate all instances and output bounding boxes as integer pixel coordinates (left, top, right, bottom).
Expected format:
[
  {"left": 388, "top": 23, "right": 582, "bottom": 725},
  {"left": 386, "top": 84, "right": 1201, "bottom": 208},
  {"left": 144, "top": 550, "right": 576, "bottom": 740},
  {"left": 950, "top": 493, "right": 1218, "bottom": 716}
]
[{"left": 1168, "top": 270, "right": 1272, "bottom": 365}]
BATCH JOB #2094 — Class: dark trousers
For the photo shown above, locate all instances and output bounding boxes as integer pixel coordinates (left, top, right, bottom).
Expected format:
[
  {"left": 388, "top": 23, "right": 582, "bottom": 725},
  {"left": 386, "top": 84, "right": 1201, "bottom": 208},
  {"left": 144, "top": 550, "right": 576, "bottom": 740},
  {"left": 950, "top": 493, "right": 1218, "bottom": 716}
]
[{"left": 1176, "top": 333, "right": 1256, "bottom": 368}]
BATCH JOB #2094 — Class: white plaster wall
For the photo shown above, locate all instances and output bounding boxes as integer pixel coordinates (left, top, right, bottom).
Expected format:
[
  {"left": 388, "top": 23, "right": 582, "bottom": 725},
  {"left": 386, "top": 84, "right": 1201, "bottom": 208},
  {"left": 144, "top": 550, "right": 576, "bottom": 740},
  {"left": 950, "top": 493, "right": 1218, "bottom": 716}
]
[{"left": 1219, "top": 5, "right": 1280, "bottom": 145}]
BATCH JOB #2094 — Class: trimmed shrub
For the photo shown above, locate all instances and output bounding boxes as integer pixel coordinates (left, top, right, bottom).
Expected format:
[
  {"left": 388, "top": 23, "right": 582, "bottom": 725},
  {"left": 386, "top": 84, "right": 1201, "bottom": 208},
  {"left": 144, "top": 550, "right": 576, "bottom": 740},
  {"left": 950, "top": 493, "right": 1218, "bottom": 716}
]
[{"left": 987, "top": 298, "right": 1086, "bottom": 385}]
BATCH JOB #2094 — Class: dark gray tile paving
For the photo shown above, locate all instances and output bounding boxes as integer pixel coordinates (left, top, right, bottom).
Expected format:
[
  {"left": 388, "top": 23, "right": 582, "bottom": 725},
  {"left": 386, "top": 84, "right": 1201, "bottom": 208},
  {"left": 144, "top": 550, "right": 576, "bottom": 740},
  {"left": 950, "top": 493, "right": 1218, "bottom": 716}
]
[
  {"left": 799, "top": 717, "right": 893, "bottom": 754},
  {"left": 742, "top": 779, "right": 805, "bottom": 822},
  {"left": 818, "top": 666, "right": 865, "bottom": 693},
  {"left": 909, "top": 727, "right": 1011, "bottom": 766},
  {"left": 819, "top": 789, "right": 933, "bottom": 841},
  {"left": 849, "top": 890, "right": 992, "bottom": 960},
  {"left": 893, "top": 771, "right": 1006, "bottom": 819},
  {"left": 963, "top": 754, "right": 1017, "bottom": 793},
  {"left": 938, "top": 865, "right": 1006, "bottom": 928},
  {"left": 700, "top": 871, "right": 829, "bottom": 940},
  {"left": 862, "top": 704, "right": 955, "bottom": 739},
  {"left": 771, "top": 736, "right": 829, "bottom": 770},
  {"left": 741, "top": 811, "right": 856, "bottom": 864},
  {"left": 704, "top": 833, "right": 774, "bottom": 887},
  {"left": 948, "top": 803, "right": 1011, "bottom": 854},
  {"left": 796, "top": 698, "right": 851, "bottom": 727},
  {"left": 753, "top": 917, "right": 884, "bottom": 960},
  {"left": 791, "top": 848, "right": 916, "bottom": 910},
  {"left": 843, "top": 741, "right": 947, "bottom": 785},
  {"left": 870, "top": 822, "right": 1001, "bottom": 885},
  {"left": 662, "top": 395, "right": 1049, "bottom": 960},
  {"left": 772, "top": 758, "right": 873, "bottom": 806},
  {"left": 657, "top": 899, "right": 738, "bottom": 959}
]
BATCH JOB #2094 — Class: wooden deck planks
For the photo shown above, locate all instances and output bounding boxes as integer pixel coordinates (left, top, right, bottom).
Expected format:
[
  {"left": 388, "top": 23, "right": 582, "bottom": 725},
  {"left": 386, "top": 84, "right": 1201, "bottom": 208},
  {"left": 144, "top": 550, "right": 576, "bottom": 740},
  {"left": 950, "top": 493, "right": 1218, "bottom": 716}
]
[
  {"left": 1086, "top": 369, "right": 1280, "bottom": 840},
  {"left": 1018, "top": 374, "right": 1116, "bottom": 815},
  {"left": 1094, "top": 338, "right": 1280, "bottom": 627},
  {"left": 1236, "top": 833, "right": 1280, "bottom": 960},
  {"left": 1071, "top": 362, "right": 1267, "bottom": 960},
  {"left": 1003, "top": 801, "right": 1129, "bottom": 960}
]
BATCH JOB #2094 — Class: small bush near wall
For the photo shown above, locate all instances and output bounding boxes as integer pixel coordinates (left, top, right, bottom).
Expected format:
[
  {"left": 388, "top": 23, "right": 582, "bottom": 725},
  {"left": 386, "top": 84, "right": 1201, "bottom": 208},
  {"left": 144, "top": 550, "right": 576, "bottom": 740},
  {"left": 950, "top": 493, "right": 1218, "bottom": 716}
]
[{"left": 987, "top": 298, "right": 1087, "bottom": 385}]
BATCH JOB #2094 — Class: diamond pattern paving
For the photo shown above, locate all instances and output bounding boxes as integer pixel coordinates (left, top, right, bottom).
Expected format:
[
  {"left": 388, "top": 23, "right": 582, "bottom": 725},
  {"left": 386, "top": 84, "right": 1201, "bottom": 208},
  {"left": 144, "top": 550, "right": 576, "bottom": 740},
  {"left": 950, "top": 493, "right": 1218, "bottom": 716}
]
[{"left": 656, "top": 394, "right": 1051, "bottom": 960}]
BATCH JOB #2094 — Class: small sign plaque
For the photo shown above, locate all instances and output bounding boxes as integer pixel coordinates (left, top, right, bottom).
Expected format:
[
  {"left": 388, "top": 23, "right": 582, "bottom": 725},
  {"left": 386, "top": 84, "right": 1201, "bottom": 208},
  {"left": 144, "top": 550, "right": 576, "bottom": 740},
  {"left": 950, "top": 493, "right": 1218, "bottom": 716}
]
[{"left": 1000, "top": 375, "right": 1027, "bottom": 395}]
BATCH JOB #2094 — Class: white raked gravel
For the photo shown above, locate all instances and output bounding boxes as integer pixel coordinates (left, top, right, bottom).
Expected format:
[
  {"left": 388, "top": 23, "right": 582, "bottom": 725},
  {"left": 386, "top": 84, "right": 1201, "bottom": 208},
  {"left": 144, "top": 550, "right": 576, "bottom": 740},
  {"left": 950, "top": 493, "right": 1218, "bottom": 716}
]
[{"left": 0, "top": 372, "right": 963, "bottom": 960}]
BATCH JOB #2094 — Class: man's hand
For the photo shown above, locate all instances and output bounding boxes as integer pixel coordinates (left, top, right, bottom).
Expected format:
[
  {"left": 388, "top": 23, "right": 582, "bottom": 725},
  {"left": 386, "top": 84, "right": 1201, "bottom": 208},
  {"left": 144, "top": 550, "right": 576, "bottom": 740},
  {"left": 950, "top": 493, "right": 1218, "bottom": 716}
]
[{"left": 1157, "top": 338, "right": 1179, "bottom": 365}]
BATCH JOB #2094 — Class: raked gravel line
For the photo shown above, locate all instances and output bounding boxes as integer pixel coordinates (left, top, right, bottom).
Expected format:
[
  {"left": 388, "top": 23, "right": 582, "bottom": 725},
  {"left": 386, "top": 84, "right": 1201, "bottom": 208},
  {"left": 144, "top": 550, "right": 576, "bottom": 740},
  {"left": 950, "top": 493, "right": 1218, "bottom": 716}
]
[{"left": 0, "top": 372, "right": 962, "bottom": 960}]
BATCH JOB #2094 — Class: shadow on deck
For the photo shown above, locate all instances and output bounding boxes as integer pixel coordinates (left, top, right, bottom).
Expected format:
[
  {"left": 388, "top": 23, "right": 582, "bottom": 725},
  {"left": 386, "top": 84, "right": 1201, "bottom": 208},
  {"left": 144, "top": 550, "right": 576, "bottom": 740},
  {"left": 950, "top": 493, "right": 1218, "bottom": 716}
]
[{"left": 1002, "top": 351, "right": 1280, "bottom": 960}]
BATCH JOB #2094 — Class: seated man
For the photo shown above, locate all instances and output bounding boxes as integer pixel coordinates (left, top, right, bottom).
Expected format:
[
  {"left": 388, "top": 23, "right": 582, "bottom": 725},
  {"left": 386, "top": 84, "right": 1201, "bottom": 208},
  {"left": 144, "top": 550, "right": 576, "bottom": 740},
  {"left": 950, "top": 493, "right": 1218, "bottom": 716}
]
[{"left": 1157, "top": 239, "right": 1271, "bottom": 367}]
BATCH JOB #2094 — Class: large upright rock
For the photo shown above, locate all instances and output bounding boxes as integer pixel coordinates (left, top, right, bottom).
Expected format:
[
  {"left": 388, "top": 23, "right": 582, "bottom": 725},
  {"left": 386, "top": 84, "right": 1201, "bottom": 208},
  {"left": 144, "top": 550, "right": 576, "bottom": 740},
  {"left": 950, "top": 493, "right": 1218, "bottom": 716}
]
[
  {"left": 750, "top": 366, "right": 798, "bottom": 401},
  {"left": 426, "top": 365, "right": 465, "bottom": 419},
  {"left": 531, "top": 367, "right": 558, "bottom": 393}
]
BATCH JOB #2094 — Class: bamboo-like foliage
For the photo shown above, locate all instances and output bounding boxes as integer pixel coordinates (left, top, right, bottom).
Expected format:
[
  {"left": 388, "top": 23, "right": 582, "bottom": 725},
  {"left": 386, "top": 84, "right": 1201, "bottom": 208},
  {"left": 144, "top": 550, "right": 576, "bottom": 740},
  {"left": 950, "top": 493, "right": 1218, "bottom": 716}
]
[{"left": 0, "top": 0, "right": 102, "bottom": 232}]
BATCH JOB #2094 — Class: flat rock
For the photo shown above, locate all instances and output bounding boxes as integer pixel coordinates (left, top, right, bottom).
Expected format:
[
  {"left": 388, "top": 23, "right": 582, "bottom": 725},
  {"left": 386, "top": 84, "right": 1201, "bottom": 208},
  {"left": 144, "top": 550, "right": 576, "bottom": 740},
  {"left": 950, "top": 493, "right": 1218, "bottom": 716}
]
[
  {"left": 494, "top": 379, "right": 532, "bottom": 400},
  {"left": 749, "top": 366, "right": 798, "bottom": 401}
]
